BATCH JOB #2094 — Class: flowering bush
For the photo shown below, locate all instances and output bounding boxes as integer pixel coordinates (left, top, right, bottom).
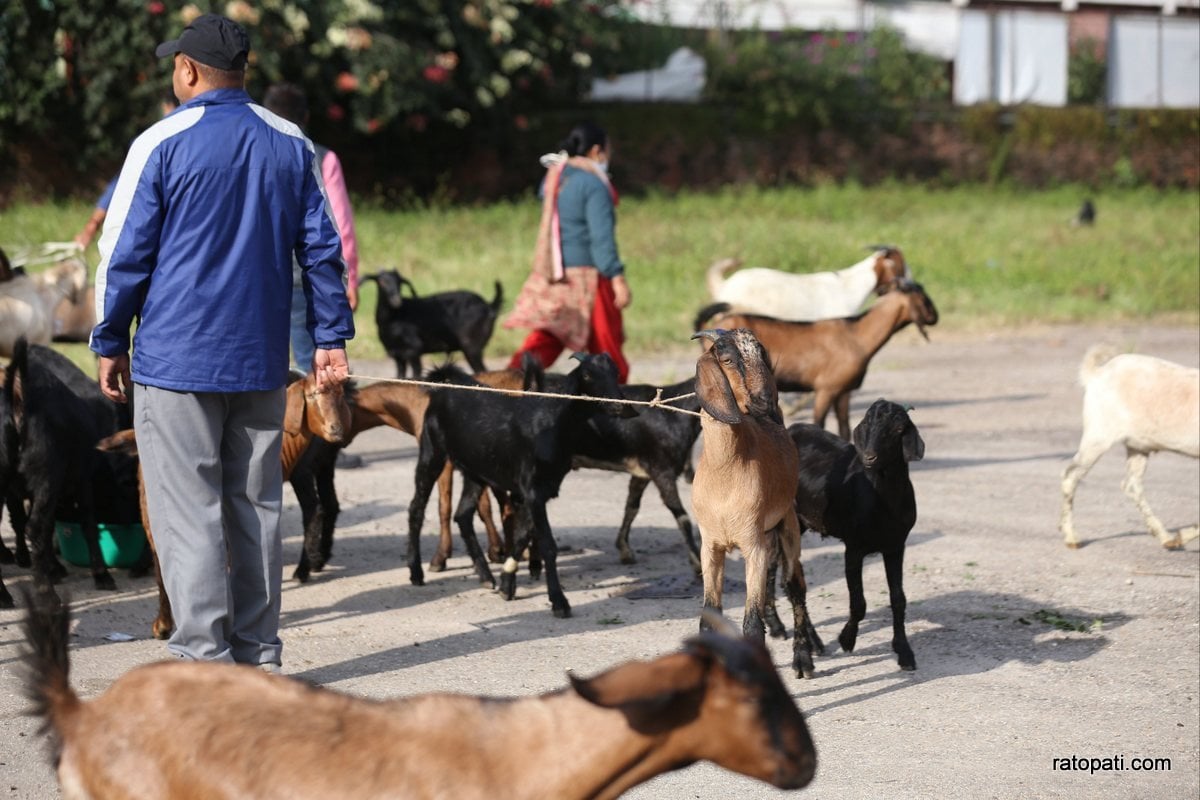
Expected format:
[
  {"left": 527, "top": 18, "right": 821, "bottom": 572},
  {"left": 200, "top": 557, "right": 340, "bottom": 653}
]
[{"left": 704, "top": 26, "right": 950, "bottom": 136}]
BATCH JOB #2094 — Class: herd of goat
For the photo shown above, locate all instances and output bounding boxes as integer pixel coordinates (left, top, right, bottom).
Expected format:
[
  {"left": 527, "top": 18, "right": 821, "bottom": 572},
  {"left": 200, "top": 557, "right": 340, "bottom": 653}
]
[{"left": 2, "top": 242, "right": 1197, "bottom": 797}]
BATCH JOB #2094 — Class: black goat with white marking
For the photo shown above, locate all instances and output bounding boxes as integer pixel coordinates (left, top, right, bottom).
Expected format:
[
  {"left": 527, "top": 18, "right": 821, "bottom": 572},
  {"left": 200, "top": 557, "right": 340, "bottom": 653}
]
[
  {"left": 406, "top": 353, "right": 628, "bottom": 617},
  {"left": 783, "top": 399, "right": 924, "bottom": 671},
  {"left": 362, "top": 270, "right": 502, "bottom": 377}
]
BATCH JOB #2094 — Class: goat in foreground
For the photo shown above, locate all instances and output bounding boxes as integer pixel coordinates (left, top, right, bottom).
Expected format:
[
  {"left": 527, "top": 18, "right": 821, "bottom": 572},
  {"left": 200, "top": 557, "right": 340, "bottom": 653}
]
[
  {"left": 787, "top": 399, "right": 924, "bottom": 671},
  {"left": 1060, "top": 346, "right": 1199, "bottom": 550},
  {"left": 695, "top": 280, "right": 938, "bottom": 439},
  {"left": 706, "top": 246, "right": 910, "bottom": 322},
  {"left": 691, "top": 328, "right": 823, "bottom": 679},
  {"left": 22, "top": 595, "right": 816, "bottom": 800}
]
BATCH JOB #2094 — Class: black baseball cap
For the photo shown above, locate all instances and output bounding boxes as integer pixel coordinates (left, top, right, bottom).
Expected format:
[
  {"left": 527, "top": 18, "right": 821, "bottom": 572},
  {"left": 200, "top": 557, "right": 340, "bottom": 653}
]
[{"left": 155, "top": 13, "right": 250, "bottom": 71}]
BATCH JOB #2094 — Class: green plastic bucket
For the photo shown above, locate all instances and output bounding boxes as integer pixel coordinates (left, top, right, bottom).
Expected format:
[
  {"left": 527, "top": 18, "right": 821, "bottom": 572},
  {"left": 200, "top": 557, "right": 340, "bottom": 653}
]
[{"left": 55, "top": 522, "right": 148, "bottom": 569}]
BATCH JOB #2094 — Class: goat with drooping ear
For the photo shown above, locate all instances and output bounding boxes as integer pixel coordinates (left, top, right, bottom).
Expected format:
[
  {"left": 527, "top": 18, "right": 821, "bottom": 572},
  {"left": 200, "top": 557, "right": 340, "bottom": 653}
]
[{"left": 691, "top": 328, "right": 824, "bottom": 679}]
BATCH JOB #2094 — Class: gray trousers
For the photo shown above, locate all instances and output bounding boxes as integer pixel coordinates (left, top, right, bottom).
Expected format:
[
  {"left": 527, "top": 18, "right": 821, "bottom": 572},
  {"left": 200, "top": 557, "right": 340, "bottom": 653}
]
[{"left": 135, "top": 384, "right": 286, "bottom": 664}]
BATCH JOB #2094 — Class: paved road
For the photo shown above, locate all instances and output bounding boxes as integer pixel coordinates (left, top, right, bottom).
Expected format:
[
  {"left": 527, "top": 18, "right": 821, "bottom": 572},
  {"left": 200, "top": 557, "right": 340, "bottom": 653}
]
[{"left": 1, "top": 323, "right": 1197, "bottom": 798}]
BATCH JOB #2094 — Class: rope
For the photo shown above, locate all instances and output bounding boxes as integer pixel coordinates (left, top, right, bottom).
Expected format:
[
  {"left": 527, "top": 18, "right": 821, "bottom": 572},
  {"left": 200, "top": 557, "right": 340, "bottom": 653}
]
[{"left": 345, "top": 372, "right": 703, "bottom": 418}]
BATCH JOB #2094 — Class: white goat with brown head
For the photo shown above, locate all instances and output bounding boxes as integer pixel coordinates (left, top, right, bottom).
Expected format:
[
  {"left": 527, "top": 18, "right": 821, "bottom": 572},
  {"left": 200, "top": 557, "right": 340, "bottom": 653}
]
[{"left": 691, "top": 328, "right": 824, "bottom": 678}]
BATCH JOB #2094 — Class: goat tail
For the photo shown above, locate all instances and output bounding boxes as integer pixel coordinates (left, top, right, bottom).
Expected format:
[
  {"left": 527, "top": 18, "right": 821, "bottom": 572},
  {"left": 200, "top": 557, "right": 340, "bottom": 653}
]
[
  {"left": 490, "top": 280, "right": 504, "bottom": 313},
  {"left": 693, "top": 302, "right": 732, "bottom": 333},
  {"left": 20, "top": 588, "right": 81, "bottom": 757},
  {"left": 1078, "top": 344, "right": 1122, "bottom": 386},
  {"left": 705, "top": 257, "right": 742, "bottom": 299}
]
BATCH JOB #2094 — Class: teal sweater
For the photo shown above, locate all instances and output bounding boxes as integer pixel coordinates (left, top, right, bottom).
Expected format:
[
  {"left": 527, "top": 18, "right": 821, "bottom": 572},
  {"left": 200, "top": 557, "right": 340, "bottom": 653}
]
[{"left": 555, "top": 165, "right": 624, "bottom": 278}]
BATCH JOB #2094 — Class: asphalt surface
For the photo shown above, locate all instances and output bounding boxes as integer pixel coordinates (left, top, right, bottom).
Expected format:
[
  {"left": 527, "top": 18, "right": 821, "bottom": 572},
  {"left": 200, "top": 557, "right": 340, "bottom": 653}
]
[{"left": 1, "top": 322, "right": 1197, "bottom": 799}]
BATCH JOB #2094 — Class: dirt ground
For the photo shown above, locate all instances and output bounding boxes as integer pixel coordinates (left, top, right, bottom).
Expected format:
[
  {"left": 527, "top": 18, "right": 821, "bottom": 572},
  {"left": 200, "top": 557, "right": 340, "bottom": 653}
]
[{"left": 1, "top": 322, "right": 1198, "bottom": 799}]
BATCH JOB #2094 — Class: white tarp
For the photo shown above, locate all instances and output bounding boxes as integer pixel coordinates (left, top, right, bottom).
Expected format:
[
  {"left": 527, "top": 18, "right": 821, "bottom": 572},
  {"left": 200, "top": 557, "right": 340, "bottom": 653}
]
[
  {"left": 589, "top": 47, "right": 706, "bottom": 102},
  {"left": 954, "top": 9, "right": 1068, "bottom": 106},
  {"left": 1110, "top": 15, "right": 1200, "bottom": 108}
]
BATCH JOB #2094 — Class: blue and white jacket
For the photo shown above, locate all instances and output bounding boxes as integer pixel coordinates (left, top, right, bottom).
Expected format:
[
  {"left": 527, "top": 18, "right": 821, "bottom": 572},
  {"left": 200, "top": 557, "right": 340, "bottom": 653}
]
[{"left": 90, "top": 88, "right": 354, "bottom": 392}]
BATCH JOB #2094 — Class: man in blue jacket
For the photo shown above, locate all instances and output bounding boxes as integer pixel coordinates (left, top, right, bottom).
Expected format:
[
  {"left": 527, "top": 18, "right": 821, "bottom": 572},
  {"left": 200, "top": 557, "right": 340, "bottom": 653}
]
[{"left": 90, "top": 13, "right": 354, "bottom": 671}]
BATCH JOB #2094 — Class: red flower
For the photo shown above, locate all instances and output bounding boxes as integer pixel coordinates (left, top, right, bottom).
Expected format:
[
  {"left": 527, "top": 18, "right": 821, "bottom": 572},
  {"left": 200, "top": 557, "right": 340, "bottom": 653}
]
[
  {"left": 366, "top": 118, "right": 381, "bottom": 134},
  {"left": 422, "top": 65, "right": 450, "bottom": 84},
  {"left": 326, "top": 104, "right": 345, "bottom": 122},
  {"left": 335, "top": 72, "right": 359, "bottom": 92},
  {"left": 146, "top": 1, "right": 165, "bottom": 14}
]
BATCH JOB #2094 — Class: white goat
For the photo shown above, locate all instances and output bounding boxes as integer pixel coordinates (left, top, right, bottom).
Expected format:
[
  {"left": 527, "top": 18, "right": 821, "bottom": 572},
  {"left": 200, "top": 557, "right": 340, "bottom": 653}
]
[
  {"left": 1060, "top": 345, "right": 1200, "bottom": 550},
  {"left": 0, "top": 256, "right": 89, "bottom": 357},
  {"left": 706, "top": 246, "right": 910, "bottom": 321},
  {"left": 691, "top": 327, "right": 824, "bottom": 679}
]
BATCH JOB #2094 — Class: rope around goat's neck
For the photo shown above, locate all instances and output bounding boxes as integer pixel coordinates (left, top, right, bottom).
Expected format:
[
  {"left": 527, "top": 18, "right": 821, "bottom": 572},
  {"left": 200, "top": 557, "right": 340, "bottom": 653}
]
[{"left": 344, "top": 373, "right": 702, "bottom": 418}]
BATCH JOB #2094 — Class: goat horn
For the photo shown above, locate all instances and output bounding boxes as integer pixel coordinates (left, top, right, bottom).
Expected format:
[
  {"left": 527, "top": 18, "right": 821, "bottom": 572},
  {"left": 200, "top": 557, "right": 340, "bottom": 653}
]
[
  {"left": 691, "top": 328, "right": 725, "bottom": 343},
  {"left": 699, "top": 609, "right": 740, "bottom": 639}
]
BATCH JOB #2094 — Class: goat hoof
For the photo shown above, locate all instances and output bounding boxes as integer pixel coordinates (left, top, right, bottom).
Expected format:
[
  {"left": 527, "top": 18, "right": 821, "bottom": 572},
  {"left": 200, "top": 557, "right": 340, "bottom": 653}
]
[
  {"left": 838, "top": 630, "right": 858, "bottom": 654},
  {"left": 292, "top": 566, "right": 311, "bottom": 583},
  {"left": 93, "top": 573, "right": 118, "bottom": 591},
  {"left": 794, "top": 659, "right": 816, "bottom": 680},
  {"left": 1063, "top": 540, "right": 1081, "bottom": 550},
  {"left": 499, "top": 573, "right": 517, "bottom": 600},
  {"left": 428, "top": 557, "right": 448, "bottom": 573},
  {"left": 618, "top": 551, "right": 637, "bottom": 565},
  {"left": 1162, "top": 537, "right": 1183, "bottom": 551},
  {"left": 487, "top": 549, "right": 504, "bottom": 564},
  {"left": 409, "top": 570, "right": 425, "bottom": 587},
  {"left": 552, "top": 604, "right": 572, "bottom": 619},
  {"left": 151, "top": 623, "right": 172, "bottom": 640}
]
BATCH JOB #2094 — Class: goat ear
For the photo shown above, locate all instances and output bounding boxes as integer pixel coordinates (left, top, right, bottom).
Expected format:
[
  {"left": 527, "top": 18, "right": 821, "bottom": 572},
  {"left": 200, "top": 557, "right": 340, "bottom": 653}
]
[
  {"left": 283, "top": 383, "right": 304, "bottom": 435},
  {"left": 696, "top": 349, "right": 742, "bottom": 424},
  {"left": 569, "top": 652, "right": 707, "bottom": 710},
  {"left": 902, "top": 424, "right": 925, "bottom": 462}
]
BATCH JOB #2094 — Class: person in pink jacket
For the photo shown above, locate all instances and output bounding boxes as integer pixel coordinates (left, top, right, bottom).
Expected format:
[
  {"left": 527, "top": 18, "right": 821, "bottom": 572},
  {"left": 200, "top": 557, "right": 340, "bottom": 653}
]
[{"left": 262, "top": 83, "right": 360, "bottom": 371}]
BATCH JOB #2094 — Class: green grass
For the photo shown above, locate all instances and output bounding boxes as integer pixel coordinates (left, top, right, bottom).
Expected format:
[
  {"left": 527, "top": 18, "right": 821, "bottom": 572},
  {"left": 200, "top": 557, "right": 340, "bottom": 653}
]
[{"left": 3, "top": 183, "right": 1196, "bottom": 374}]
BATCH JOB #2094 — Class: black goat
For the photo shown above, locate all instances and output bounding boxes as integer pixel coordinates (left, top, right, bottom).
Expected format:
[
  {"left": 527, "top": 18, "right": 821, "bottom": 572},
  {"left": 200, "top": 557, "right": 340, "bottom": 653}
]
[
  {"left": 781, "top": 399, "right": 924, "bottom": 671},
  {"left": 1, "top": 338, "right": 141, "bottom": 605},
  {"left": 406, "top": 353, "right": 628, "bottom": 618},
  {"left": 363, "top": 270, "right": 502, "bottom": 377},
  {"left": 566, "top": 377, "right": 703, "bottom": 571}
]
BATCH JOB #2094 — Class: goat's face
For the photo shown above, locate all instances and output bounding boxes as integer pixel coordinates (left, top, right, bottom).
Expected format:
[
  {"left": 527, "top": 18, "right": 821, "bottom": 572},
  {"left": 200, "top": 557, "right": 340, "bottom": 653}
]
[
  {"left": 568, "top": 619, "right": 816, "bottom": 789},
  {"left": 692, "top": 328, "right": 780, "bottom": 425},
  {"left": 569, "top": 352, "right": 631, "bottom": 417},
  {"left": 897, "top": 280, "right": 938, "bottom": 340},
  {"left": 869, "top": 245, "right": 910, "bottom": 295},
  {"left": 366, "top": 270, "right": 413, "bottom": 310},
  {"left": 853, "top": 399, "right": 924, "bottom": 467},
  {"left": 285, "top": 373, "right": 351, "bottom": 443},
  {"left": 37, "top": 258, "right": 88, "bottom": 304}
]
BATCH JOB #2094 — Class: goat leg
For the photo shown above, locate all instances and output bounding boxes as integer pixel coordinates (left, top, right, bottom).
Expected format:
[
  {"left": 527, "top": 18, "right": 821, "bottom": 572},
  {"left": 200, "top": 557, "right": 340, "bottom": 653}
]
[
  {"left": 290, "top": 470, "right": 321, "bottom": 583},
  {"left": 478, "top": 487, "right": 505, "bottom": 563},
  {"left": 761, "top": 549, "right": 787, "bottom": 639},
  {"left": 531, "top": 502, "right": 570, "bottom": 618},
  {"left": 1059, "top": 444, "right": 1101, "bottom": 549},
  {"left": 650, "top": 471, "right": 703, "bottom": 576},
  {"left": 699, "top": 540, "right": 727, "bottom": 632},
  {"left": 315, "top": 455, "right": 339, "bottom": 566},
  {"left": 406, "top": 436, "right": 448, "bottom": 587},
  {"left": 883, "top": 549, "right": 915, "bottom": 670},
  {"left": 838, "top": 549, "right": 867, "bottom": 655},
  {"left": 453, "top": 478, "right": 496, "bottom": 588},
  {"left": 79, "top": 516, "right": 117, "bottom": 591},
  {"left": 1122, "top": 449, "right": 1182, "bottom": 550},
  {"left": 430, "top": 462, "right": 455, "bottom": 572},
  {"left": 499, "top": 504, "right": 531, "bottom": 601},
  {"left": 0, "top": 570, "right": 11, "bottom": 609},
  {"left": 8, "top": 494, "right": 31, "bottom": 567},
  {"left": 834, "top": 394, "right": 852, "bottom": 441},
  {"left": 615, "top": 476, "right": 651, "bottom": 565}
]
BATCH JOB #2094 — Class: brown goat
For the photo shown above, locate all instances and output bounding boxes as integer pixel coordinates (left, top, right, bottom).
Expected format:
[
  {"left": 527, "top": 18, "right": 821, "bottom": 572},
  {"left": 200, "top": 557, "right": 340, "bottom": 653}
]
[
  {"left": 691, "top": 328, "right": 823, "bottom": 679},
  {"left": 695, "top": 280, "right": 938, "bottom": 439},
  {"left": 96, "top": 372, "right": 351, "bottom": 639},
  {"left": 22, "top": 595, "right": 817, "bottom": 800}
]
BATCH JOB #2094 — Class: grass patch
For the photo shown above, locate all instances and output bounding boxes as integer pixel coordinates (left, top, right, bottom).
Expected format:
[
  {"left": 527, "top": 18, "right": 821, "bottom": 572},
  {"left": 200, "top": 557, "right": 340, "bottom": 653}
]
[
  {"left": 1017, "top": 609, "right": 1104, "bottom": 633},
  {"left": 2, "top": 183, "right": 1196, "bottom": 375}
]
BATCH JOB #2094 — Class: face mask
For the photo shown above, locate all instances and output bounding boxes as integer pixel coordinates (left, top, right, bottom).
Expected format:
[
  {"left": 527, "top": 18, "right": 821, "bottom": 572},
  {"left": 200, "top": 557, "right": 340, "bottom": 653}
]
[{"left": 595, "top": 158, "right": 609, "bottom": 175}]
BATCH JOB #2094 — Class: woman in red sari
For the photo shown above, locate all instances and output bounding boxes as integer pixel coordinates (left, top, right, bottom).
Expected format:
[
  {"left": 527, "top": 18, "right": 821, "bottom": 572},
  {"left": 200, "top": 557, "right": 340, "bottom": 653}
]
[{"left": 505, "top": 122, "right": 631, "bottom": 383}]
